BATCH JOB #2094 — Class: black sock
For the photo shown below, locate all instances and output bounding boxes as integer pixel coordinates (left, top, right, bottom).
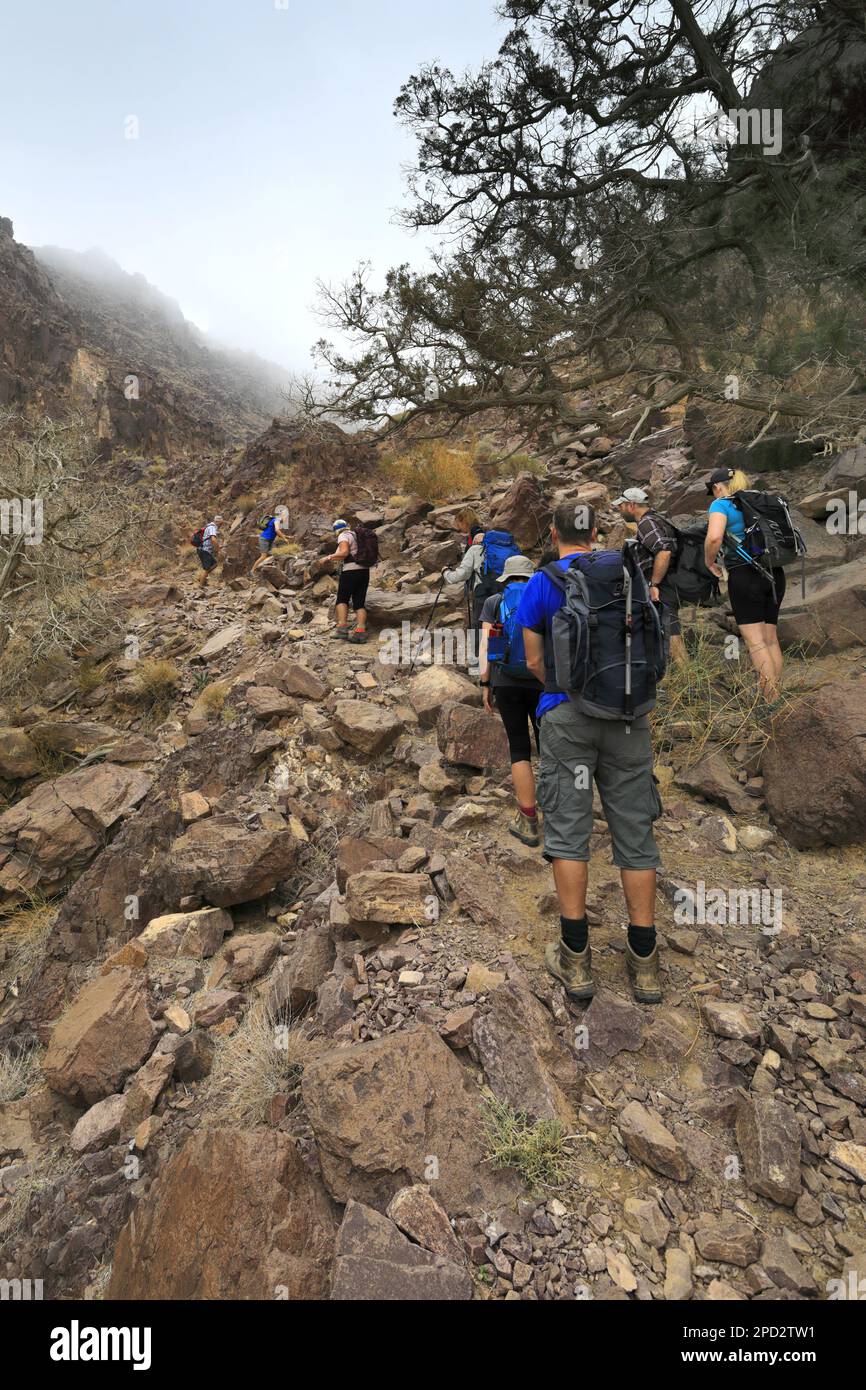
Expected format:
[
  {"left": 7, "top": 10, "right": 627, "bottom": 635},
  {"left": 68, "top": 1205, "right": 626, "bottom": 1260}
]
[
  {"left": 628, "top": 924, "right": 656, "bottom": 958},
  {"left": 561, "top": 915, "right": 588, "bottom": 953}
]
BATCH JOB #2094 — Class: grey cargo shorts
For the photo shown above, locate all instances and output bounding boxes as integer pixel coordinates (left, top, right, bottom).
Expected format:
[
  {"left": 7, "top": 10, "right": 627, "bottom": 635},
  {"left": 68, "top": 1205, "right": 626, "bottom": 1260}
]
[{"left": 536, "top": 700, "right": 662, "bottom": 869}]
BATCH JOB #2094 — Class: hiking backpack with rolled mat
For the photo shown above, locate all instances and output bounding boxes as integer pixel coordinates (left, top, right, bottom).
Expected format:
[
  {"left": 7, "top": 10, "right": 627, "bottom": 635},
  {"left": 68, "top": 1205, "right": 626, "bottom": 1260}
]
[
  {"left": 732, "top": 490, "right": 807, "bottom": 598},
  {"left": 543, "top": 542, "right": 667, "bottom": 724}
]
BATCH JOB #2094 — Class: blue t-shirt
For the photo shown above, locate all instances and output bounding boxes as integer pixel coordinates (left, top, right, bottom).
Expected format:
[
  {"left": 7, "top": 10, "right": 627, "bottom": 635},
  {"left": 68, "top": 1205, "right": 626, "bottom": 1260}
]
[
  {"left": 708, "top": 498, "right": 745, "bottom": 549},
  {"left": 516, "top": 552, "right": 594, "bottom": 718},
  {"left": 260, "top": 516, "right": 277, "bottom": 542}
]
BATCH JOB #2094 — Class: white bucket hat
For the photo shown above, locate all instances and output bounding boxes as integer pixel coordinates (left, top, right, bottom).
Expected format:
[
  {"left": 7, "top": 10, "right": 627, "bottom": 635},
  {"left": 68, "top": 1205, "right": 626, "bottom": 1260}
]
[{"left": 497, "top": 554, "right": 535, "bottom": 582}]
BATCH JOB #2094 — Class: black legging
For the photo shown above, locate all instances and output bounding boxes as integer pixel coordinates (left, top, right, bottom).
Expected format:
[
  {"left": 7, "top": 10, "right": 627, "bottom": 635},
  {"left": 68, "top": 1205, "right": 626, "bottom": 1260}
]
[{"left": 494, "top": 685, "right": 541, "bottom": 764}]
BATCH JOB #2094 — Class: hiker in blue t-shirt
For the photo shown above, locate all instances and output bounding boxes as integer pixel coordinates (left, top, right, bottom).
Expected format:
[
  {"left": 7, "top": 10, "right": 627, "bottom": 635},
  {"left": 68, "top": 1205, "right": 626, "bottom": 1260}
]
[
  {"left": 704, "top": 467, "right": 786, "bottom": 700},
  {"left": 251, "top": 506, "right": 290, "bottom": 574},
  {"left": 516, "top": 502, "right": 663, "bottom": 1007}
]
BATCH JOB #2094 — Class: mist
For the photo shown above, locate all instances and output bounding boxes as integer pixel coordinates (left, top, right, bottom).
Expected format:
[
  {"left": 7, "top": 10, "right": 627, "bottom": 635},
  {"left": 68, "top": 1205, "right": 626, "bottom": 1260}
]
[{"left": 0, "top": 0, "right": 505, "bottom": 375}]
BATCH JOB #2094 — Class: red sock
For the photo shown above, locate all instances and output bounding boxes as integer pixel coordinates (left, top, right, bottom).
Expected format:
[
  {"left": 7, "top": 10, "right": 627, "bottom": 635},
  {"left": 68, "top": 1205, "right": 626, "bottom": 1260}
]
[{"left": 520, "top": 805, "right": 537, "bottom": 819}]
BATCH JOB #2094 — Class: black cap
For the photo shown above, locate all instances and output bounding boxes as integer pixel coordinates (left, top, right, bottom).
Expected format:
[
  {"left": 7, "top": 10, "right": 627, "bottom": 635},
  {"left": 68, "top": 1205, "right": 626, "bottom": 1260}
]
[{"left": 706, "top": 467, "right": 734, "bottom": 495}]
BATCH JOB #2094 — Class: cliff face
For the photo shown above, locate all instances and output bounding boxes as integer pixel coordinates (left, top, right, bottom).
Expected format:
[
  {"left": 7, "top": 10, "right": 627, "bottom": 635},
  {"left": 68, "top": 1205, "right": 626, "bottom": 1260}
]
[{"left": 0, "top": 217, "right": 292, "bottom": 456}]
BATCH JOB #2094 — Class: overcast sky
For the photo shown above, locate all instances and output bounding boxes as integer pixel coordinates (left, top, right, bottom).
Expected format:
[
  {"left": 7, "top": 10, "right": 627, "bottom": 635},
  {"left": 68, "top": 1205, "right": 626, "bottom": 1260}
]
[{"left": 0, "top": 0, "right": 505, "bottom": 372}]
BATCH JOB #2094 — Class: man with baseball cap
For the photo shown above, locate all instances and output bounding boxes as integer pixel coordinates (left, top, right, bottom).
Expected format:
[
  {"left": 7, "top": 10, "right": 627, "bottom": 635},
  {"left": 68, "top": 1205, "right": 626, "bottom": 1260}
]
[
  {"left": 614, "top": 487, "right": 686, "bottom": 666},
  {"left": 197, "top": 514, "right": 224, "bottom": 588}
]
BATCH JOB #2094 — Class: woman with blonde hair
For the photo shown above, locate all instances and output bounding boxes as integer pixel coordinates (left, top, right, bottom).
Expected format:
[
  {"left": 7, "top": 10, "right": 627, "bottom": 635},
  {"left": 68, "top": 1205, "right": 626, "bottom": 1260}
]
[{"left": 704, "top": 467, "right": 786, "bottom": 700}]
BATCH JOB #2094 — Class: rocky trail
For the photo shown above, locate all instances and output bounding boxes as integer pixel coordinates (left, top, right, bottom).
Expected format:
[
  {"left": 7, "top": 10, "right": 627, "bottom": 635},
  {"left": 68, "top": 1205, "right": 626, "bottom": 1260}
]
[{"left": 1, "top": 432, "right": 866, "bottom": 1302}]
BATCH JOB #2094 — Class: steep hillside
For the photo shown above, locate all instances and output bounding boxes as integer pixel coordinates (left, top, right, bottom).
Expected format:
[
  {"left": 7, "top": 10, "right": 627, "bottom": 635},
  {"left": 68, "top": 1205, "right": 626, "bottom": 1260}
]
[
  {"left": 0, "top": 217, "right": 292, "bottom": 457},
  {"left": 1, "top": 411, "right": 865, "bottom": 1302}
]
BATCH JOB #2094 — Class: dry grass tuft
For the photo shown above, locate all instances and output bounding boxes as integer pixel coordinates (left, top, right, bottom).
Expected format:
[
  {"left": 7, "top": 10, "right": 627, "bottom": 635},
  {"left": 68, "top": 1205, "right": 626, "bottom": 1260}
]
[{"left": 207, "top": 1001, "right": 316, "bottom": 1127}]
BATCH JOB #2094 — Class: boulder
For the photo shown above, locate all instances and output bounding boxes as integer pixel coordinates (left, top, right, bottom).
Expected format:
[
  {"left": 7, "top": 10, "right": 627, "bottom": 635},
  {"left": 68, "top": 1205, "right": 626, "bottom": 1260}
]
[
  {"left": 618, "top": 1101, "right": 693, "bottom": 1182},
  {"left": 471, "top": 973, "right": 578, "bottom": 1123},
  {"left": 444, "top": 856, "right": 524, "bottom": 935},
  {"left": 386, "top": 1185, "right": 465, "bottom": 1264},
  {"left": 27, "top": 720, "right": 125, "bottom": 759},
  {"left": 43, "top": 969, "right": 156, "bottom": 1106},
  {"left": 335, "top": 833, "right": 406, "bottom": 892},
  {"left": 270, "top": 660, "right": 329, "bottom": 702},
  {"left": 437, "top": 702, "right": 510, "bottom": 770},
  {"left": 222, "top": 931, "right": 280, "bottom": 984},
  {"left": 332, "top": 700, "right": 403, "bottom": 756},
  {"left": 407, "top": 667, "right": 478, "bottom": 728},
  {"left": 138, "top": 906, "right": 232, "bottom": 958},
  {"left": 330, "top": 1200, "right": 472, "bottom": 1301},
  {"left": 0, "top": 727, "right": 41, "bottom": 780},
  {"left": 777, "top": 556, "right": 866, "bottom": 653},
  {"left": 674, "top": 749, "right": 754, "bottom": 816},
  {"left": 301, "top": 1024, "right": 516, "bottom": 1214},
  {"left": 364, "top": 588, "right": 451, "bottom": 625},
  {"left": 69, "top": 1093, "right": 128, "bottom": 1154},
  {"left": 819, "top": 441, "right": 866, "bottom": 496},
  {"left": 735, "top": 1095, "right": 802, "bottom": 1206},
  {"left": 108, "top": 1128, "right": 337, "bottom": 1299},
  {"left": 0, "top": 763, "right": 152, "bottom": 908},
  {"left": 763, "top": 675, "right": 866, "bottom": 847},
  {"left": 344, "top": 871, "right": 438, "bottom": 928},
  {"left": 269, "top": 925, "right": 335, "bottom": 1014},
  {"left": 489, "top": 471, "right": 549, "bottom": 548},
  {"left": 165, "top": 814, "right": 302, "bottom": 906},
  {"left": 609, "top": 427, "right": 680, "bottom": 484},
  {"left": 245, "top": 685, "right": 296, "bottom": 721}
]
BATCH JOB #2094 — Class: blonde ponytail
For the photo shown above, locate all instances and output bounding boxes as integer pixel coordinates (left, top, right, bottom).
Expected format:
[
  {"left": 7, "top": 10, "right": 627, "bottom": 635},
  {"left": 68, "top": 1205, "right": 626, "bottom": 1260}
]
[{"left": 728, "top": 469, "right": 750, "bottom": 493}]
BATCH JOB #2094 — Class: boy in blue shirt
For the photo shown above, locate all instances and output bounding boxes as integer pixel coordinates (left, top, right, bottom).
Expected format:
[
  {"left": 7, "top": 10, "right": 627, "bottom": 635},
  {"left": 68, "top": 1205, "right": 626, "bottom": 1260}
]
[{"left": 516, "top": 503, "right": 663, "bottom": 1004}]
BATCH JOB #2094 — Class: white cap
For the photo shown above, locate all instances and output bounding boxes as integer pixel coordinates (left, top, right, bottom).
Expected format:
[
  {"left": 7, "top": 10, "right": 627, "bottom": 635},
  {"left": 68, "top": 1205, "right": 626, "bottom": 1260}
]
[{"left": 613, "top": 487, "right": 650, "bottom": 506}]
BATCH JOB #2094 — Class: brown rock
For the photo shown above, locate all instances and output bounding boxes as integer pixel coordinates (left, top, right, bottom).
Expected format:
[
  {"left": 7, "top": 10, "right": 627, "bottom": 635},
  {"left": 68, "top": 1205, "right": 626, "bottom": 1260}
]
[
  {"left": 138, "top": 906, "right": 232, "bottom": 958},
  {"left": 270, "top": 660, "right": 329, "bottom": 701},
  {"left": 694, "top": 1216, "right": 761, "bottom": 1267},
  {"left": 269, "top": 926, "right": 335, "bottom": 1014},
  {"left": 222, "top": 931, "right": 280, "bottom": 984},
  {"left": 472, "top": 973, "right": 578, "bottom": 1123},
  {"left": 165, "top": 814, "right": 301, "bottom": 906},
  {"left": 332, "top": 700, "right": 403, "bottom": 756},
  {"left": 108, "top": 1129, "right": 337, "bottom": 1299},
  {"left": 437, "top": 702, "right": 510, "bottom": 770},
  {"left": 763, "top": 675, "right": 866, "bottom": 847},
  {"left": 330, "top": 1201, "right": 472, "bottom": 1301},
  {"left": 386, "top": 1184, "right": 465, "bottom": 1263},
  {"left": 0, "top": 727, "right": 41, "bottom": 780},
  {"left": 675, "top": 750, "right": 754, "bottom": 816},
  {"left": 301, "top": 1025, "right": 516, "bottom": 1215},
  {"left": 0, "top": 762, "right": 152, "bottom": 907},
  {"left": 344, "top": 871, "right": 438, "bottom": 928},
  {"left": 406, "top": 667, "right": 478, "bottom": 728},
  {"left": 701, "top": 999, "right": 762, "bottom": 1045},
  {"left": 735, "top": 1096, "right": 802, "bottom": 1206},
  {"left": 618, "top": 1101, "right": 693, "bottom": 1182},
  {"left": 43, "top": 969, "right": 156, "bottom": 1106}
]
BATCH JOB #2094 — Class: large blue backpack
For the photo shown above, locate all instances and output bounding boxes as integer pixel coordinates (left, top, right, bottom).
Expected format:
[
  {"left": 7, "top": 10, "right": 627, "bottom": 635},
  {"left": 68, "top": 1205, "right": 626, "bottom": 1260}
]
[
  {"left": 487, "top": 579, "right": 532, "bottom": 680},
  {"left": 543, "top": 543, "right": 667, "bottom": 724},
  {"left": 473, "top": 530, "right": 521, "bottom": 611}
]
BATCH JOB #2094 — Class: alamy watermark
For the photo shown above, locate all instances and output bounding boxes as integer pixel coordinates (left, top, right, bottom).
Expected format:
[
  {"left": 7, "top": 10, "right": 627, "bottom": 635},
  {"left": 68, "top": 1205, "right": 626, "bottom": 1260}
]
[
  {"left": 674, "top": 879, "right": 782, "bottom": 935},
  {"left": 0, "top": 496, "right": 43, "bottom": 545}
]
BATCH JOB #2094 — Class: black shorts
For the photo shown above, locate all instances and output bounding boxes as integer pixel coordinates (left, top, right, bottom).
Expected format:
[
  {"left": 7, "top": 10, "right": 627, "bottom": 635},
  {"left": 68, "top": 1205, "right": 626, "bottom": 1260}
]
[
  {"left": 728, "top": 564, "right": 786, "bottom": 626},
  {"left": 336, "top": 568, "right": 370, "bottom": 611},
  {"left": 197, "top": 547, "right": 217, "bottom": 572},
  {"left": 493, "top": 683, "right": 541, "bottom": 764}
]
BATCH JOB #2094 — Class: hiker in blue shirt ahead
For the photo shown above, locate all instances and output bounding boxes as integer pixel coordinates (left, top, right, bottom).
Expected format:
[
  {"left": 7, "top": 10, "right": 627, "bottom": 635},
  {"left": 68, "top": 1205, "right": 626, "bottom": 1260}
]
[
  {"left": 704, "top": 467, "right": 786, "bottom": 701},
  {"left": 516, "top": 502, "right": 663, "bottom": 1006}
]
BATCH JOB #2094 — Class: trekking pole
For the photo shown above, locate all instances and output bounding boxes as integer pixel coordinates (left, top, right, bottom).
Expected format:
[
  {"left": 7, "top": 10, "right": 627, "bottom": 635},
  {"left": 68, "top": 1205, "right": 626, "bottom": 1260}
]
[
  {"left": 409, "top": 576, "right": 446, "bottom": 674},
  {"left": 623, "top": 546, "right": 634, "bottom": 732}
]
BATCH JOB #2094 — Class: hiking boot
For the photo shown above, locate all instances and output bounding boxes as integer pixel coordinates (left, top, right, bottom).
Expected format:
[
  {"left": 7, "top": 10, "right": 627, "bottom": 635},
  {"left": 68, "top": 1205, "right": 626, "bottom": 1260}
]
[
  {"left": 508, "top": 806, "right": 540, "bottom": 847},
  {"left": 332, "top": 624, "right": 350, "bottom": 640},
  {"left": 625, "top": 942, "right": 662, "bottom": 1004},
  {"left": 347, "top": 628, "right": 368, "bottom": 644},
  {"left": 544, "top": 939, "right": 596, "bottom": 1001}
]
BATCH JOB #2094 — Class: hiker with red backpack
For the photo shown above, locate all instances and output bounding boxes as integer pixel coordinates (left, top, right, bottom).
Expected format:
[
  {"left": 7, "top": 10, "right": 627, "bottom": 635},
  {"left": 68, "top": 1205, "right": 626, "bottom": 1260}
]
[
  {"left": 478, "top": 554, "right": 544, "bottom": 846},
  {"left": 327, "top": 516, "right": 379, "bottom": 643},
  {"left": 191, "top": 515, "right": 224, "bottom": 588},
  {"left": 704, "top": 467, "right": 805, "bottom": 704},
  {"left": 517, "top": 503, "right": 667, "bottom": 1006}
]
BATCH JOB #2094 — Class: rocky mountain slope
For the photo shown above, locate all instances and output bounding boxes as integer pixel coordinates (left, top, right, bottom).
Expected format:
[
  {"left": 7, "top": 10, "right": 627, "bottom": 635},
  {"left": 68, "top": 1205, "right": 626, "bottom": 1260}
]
[
  {"left": 0, "top": 217, "right": 292, "bottom": 456},
  {"left": 1, "top": 418, "right": 865, "bottom": 1301}
]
